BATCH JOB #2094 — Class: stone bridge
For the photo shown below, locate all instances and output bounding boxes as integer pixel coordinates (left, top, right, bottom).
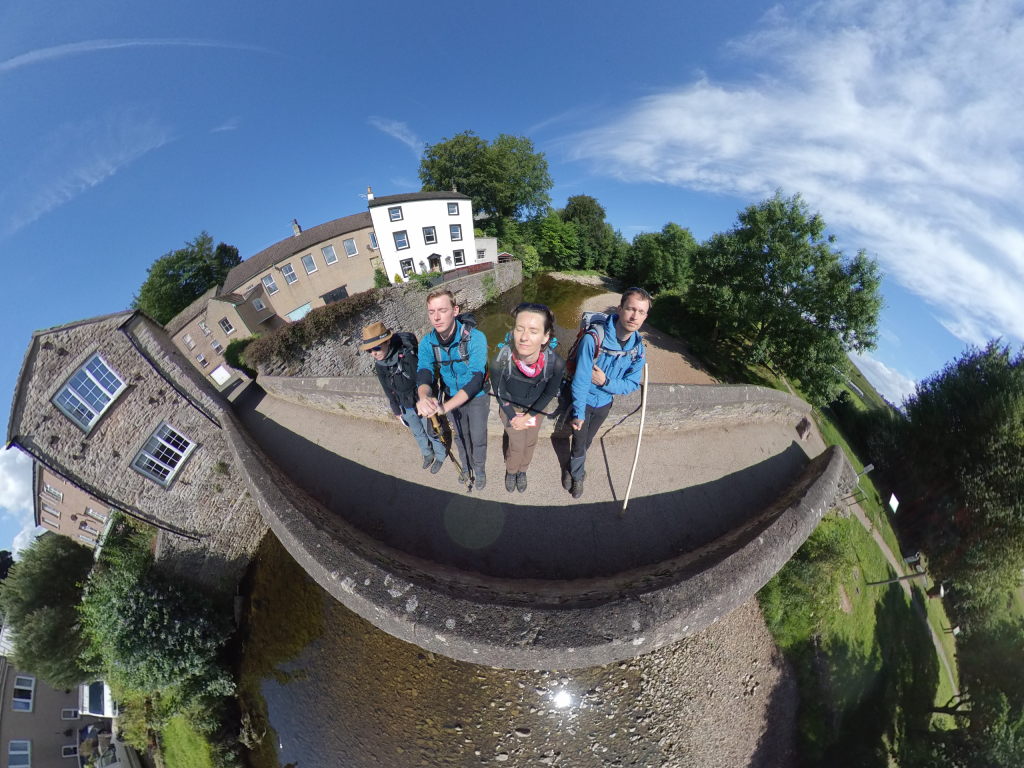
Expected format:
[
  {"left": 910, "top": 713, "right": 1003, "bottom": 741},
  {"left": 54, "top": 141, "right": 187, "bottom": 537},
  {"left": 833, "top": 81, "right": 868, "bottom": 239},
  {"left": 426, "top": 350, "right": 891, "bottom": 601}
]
[{"left": 222, "top": 376, "right": 855, "bottom": 670}]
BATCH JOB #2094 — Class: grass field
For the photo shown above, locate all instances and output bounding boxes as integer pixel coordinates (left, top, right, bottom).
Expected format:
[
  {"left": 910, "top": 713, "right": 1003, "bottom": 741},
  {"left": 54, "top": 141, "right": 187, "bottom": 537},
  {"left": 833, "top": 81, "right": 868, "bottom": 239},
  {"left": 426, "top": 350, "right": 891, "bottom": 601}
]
[{"left": 161, "top": 716, "right": 214, "bottom": 768}]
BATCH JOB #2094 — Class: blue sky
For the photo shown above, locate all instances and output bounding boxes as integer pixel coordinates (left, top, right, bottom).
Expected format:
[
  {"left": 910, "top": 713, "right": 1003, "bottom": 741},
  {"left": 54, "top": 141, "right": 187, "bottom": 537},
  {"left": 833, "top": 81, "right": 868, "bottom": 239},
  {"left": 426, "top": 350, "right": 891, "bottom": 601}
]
[{"left": 2, "top": 0, "right": 1023, "bottom": 553}]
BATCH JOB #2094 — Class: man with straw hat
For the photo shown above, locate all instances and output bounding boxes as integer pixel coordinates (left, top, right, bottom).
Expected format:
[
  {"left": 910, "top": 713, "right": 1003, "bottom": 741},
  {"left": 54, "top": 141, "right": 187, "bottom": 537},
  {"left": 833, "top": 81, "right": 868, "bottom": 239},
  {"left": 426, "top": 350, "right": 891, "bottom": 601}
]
[{"left": 361, "top": 320, "right": 446, "bottom": 473}]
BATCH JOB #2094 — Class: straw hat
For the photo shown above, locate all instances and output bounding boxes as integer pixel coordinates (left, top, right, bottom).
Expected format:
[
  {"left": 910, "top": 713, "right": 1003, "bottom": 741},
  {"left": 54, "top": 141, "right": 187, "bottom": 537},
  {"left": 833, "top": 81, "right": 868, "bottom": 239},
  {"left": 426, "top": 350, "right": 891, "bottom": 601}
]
[{"left": 359, "top": 321, "right": 394, "bottom": 351}]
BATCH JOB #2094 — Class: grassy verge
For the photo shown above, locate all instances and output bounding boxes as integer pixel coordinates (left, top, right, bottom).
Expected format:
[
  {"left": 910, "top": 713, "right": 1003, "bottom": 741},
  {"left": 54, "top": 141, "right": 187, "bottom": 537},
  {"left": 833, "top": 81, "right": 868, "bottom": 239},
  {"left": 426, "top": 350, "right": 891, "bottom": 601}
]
[{"left": 162, "top": 715, "right": 214, "bottom": 768}]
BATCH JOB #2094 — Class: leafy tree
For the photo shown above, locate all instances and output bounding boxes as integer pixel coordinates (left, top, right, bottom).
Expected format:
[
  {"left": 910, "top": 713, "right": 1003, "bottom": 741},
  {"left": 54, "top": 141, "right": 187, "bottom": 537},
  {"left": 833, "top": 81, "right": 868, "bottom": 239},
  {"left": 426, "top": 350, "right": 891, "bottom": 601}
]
[
  {"left": 133, "top": 232, "right": 241, "bottom": 324},
  {"left": 0, "top": 550, "right": 13, "bottom": 580},
  {"left": 0, "top": 534, "right": 95, "bottom": 687},
  {"left": 687, "top": 191, "right": 882, "bottom": 404},
  {"left": 630, "top": 223, "right": 698, "bottom": 293},
  {"left": 534, "top": 211, "right": 580, "bottom": 270},
  {"left": 561, "top": 195, "right": 621, "bottom": 271},
  {"left": 419, "top": 130, "right": 552, "bottom": 221}
]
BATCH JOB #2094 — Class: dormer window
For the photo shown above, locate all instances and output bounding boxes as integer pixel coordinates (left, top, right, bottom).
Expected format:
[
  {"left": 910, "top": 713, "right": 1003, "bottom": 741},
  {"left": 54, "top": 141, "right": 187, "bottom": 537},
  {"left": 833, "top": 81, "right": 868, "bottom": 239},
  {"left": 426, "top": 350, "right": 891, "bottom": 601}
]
[{"left": 53, "top": 354, "right": 126, "bottom": 432}]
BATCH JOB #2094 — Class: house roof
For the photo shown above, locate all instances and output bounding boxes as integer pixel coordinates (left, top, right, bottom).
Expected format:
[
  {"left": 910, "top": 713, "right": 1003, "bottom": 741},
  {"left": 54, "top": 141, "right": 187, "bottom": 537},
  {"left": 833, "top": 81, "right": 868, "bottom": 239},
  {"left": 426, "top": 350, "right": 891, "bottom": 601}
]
[
  {"left": 222, "top": 211, "right": 373, "bottom": 293},
  {"left": 164, "top": 286, "right": 220, "bottom": 336},
  {"left": 368, "top": 190, "right": 472, "bottom": 208}
]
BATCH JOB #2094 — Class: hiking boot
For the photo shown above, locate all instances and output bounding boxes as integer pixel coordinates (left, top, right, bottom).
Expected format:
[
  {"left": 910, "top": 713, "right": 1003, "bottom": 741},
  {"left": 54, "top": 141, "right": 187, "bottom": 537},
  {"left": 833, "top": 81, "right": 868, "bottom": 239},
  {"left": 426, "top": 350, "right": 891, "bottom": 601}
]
[
  {"left": 561, "top": 467, "right": 572, "bottom": 491},
  {"left": 430, "top": 457, "right": 445, "bottom": 474},
  {"left": 422, "top": 455, "right": 434, "bottom": 470},
  {"left": 474, "top": 469, "right": 487, "bottom": 490},
  {"left": 459, "top": 468, "right": 470, "bottom": 485},
  {"left": 571, "top": 477, "right": 584, "bottom": 499},
  {"left": 516, "top": 472, "right": 528, "bottom": 493},
  {"left": 505, "top": 472, "right": 516, "bottom": 492}
]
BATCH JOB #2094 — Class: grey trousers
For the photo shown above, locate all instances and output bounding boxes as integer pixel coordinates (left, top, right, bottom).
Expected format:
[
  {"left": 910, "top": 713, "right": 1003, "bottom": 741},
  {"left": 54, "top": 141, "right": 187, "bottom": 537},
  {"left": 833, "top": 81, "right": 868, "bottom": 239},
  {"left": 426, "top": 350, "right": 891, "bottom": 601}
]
[
  {"left": 450, "top": 394, "right": 490, "bottom": 473},
  {"left": 569, "top": 402, "right": 612, "bottom": 480}
]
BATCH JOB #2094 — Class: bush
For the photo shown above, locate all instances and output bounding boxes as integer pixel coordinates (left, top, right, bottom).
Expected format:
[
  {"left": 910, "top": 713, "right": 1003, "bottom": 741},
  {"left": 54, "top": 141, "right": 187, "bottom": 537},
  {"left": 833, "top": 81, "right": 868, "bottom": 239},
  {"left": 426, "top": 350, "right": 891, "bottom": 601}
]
[
  {"left": 224, "top": 337, "right": 257, "bottom": 377},
  {"left": 411, "top": 270, "right": 442, "bottom": 288},
  {"left": 373, "top": 269, "right": 390, "bottom": 288}
]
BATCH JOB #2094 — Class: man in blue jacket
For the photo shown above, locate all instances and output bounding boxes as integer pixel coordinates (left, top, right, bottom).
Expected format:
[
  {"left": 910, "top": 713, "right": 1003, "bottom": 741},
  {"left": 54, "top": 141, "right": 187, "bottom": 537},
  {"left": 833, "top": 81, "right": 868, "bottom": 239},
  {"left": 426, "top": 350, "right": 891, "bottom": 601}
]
[
  {"left": 565, "top": 287, "right": 651, "bottom": 499},
  {"left": 415, "top": 288, "right": 490, "bottom": 489}
]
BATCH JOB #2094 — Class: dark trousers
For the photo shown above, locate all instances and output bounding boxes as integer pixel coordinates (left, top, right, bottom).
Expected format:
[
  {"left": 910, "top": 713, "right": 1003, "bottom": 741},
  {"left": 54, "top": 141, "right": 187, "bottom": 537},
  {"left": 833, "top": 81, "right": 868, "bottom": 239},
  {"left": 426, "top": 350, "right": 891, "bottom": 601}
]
[
  {"left": 450, "top": 394, "right": 490, "bottom": 473},
  {"left": 568, "top": 402, "right": 612, "bottom": 480}
]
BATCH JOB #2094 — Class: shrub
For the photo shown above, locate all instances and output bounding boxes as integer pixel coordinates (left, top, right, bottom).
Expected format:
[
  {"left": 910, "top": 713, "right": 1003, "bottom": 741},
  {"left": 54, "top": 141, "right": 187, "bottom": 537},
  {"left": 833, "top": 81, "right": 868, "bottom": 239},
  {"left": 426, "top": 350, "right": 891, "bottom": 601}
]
[
  {"left": 223, "top": 337, "right": 257, "bottom": 377},
  {"left": 373, "top": 269, "right": 390, "bottom": 288},
  {"left": 411, "top": 270, "right": 442, "bottom": 288}
]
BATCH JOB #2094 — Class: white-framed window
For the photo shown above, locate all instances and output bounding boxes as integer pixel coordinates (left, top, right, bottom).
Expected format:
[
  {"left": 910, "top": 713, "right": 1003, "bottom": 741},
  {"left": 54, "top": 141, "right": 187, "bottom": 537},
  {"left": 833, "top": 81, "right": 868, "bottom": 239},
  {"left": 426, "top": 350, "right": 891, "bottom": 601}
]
[
  {"left": 369, "top": 231, "right": 378, "bottom": 249},
  {"left": 280, "top": 263, "right": 296, "bottom": 284},
  {"left": 252, "top": 298, "right": 266, "bottom": 312},
  {"left": 85, "top": 507, "right": 107, "bottom": 523},
  {"left": 61, "top": 708, "right": 80, "bottom": 720},
  {"left": 182, "top": 333, "right": 195, "bottom": 350},
  {"left": 41, "top": 503, "right": 60, "bottom": 519},
  {"left": 400, "top": 258, "right": 414, "bottom": 277},
  {"left": 342, "top": 238, "right": 357, "bottom": 257},
  {"left": 301, "top": 253, "right": 317, "bottom": 274},
  {"left": 322, "top": 244, "right": 338, "bottom": 264},
  {"left": 42, "top": 483, "right": 63, "bottom": 502},
  {"left": 198, "top": 320, "right": 211, "bottom": 335},
  {"left": 261, "top": 274, "right": 279, "bottom": 295},
  {"left": 132, "top": 423, "right": 196, "bottom": 486},
  {"left": 79, "top": 521, "right": 100, "bottom": 536},
  {"left": 77, "top": 535, "right": 96, "bottom": 545},
  {"left": 8, "top": 740, "right": 30, "bottom": 767},
  {"left": 41, "top": 516, "right": 59, "bottom": 529},
  {"left": 394, "top": 230, "right": 409, "bottom": 250},
  {"left": 196, "top": 354, "right": 208, "bottom": 368},
  {"left": 477, "top": 249, "right": 486, "bottom": 260},
  {"left": 450, "top": 223, "right": 462, "bottom": 241},
  {"left": 210, "top": 339, "right": 223, "bottom": 354},
  {"left": 218, "top": 317, "right": 235, "bottom": 335},
  {"left": 422, "top": 226, "right": 437, "bottom": 245},
  {"left": 453, "top": 249, "right": 466, "bottom": 266},
  {"left": 53, "top": 354, "right": 126, "bottom": 432},
  {"left": 62, "top": 745, "right": 78, "bottom": 758},
  {"left": 12, "top": 676, "right": 34, "bottom": 711},
  {"left": 448, "top": 202, "right": 459, "bottom": 215},
  {"left": 388, "top": 206, "right": 403, "bottom": 221}
]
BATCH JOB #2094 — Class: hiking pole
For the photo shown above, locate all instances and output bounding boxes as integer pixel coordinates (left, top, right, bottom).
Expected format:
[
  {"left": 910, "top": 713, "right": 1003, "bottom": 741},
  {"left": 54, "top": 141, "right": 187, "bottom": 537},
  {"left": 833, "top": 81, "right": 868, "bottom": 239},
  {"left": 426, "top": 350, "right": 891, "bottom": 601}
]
[
  {"left": 429, "top": 413, "right": 464, "bottom": 476},
  {"left": 622, "top": 362, "right": 649, "bottom": 513}
]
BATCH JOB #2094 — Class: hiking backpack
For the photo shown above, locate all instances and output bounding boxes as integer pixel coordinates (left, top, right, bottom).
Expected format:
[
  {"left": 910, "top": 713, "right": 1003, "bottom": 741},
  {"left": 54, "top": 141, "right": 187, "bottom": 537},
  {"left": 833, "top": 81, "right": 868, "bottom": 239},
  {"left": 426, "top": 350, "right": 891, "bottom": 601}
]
[
  {"left": 380, "top": 331, "right": 419, "bottom": 383},
  {"left": 431, "top": 313, "right": 479, "bottom": 369},
  {"left": 563, "top": 311, "right": 644, "bottom": 380},
  {"left": 493, "top": 332, "right": 560, "bottom": 385}
]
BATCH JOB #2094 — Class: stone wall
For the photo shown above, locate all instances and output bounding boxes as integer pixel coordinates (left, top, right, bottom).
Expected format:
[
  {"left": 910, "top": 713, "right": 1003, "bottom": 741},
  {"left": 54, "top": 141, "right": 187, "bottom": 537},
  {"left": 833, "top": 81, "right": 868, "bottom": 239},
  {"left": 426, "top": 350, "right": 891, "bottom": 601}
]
[{"left": 257, "top": 261, "right": 522, "bottom": 379}]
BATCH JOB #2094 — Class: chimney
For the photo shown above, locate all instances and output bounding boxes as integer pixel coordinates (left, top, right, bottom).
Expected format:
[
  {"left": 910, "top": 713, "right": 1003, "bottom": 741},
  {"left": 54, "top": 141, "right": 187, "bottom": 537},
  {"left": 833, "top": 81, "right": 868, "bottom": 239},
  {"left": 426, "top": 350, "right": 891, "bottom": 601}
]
[
  {"left": 366, "top": 185, "right": 374, "bottom": 202},
  {"left": 291, "top": 219, "right": 302, "bottom": 237}
]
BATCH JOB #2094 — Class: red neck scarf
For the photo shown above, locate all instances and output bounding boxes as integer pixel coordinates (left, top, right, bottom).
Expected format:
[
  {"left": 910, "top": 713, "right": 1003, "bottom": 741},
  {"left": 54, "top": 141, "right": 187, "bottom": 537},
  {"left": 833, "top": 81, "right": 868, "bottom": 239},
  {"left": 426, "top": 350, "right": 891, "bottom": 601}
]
[{"left": 513, "top": 350, "right": 546, "bottom": 378}]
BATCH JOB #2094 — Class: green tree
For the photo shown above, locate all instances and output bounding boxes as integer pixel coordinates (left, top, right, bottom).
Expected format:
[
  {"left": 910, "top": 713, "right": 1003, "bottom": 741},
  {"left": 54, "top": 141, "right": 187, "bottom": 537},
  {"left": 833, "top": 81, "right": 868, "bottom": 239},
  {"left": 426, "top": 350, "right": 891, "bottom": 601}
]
[
  {"left": 419, "top": 131, "right": 552, "bottom": 221},
  {"left": 534, "top": 211, "right": 580, "bottom": 270},
  {"left": 133, "top": 232, "right": 241, "bottom": 324},
  {"left": 561, "top": 195, "right": 621, "bottom": 272},
  {"left": 0, "top": 534, "right": 95, "bottom": 687},
  {"left": 0, "top": 550, "right": 13, "bottom": 580},
  {"left": 688, "top": 191, "right": 882, "bottom": 404},
  {"left": 630, "top": 223, "right": 698, "bottom": 293}
]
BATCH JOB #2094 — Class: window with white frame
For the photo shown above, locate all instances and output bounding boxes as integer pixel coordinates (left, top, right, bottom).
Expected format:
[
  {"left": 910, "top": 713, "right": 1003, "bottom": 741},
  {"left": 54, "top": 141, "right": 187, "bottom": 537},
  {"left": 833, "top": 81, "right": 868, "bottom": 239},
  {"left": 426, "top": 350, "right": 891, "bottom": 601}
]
[
  {"left": 388, "top": 206, "right": 403, "bottom": 221},
  {"left": 282, "top": 263, "right": 298, "bottom": 284},
  {"left": 77, "top": 535, "right": 95, "bottom": 546},
  {"left": 322, "top": 244, "right": 338, "bottom": 264},
  {"left": 42, "top": 483, "right": 63, "bottom": 502},
  {"left": 85, "top": 507, "right": 107, "bottom": 523},
  {"left": 41, "top": 515, "right": 59, "bottom": 529},
  {"left": 7, "top": 740, "right": 30, "bottom": 767},
  {"left": 422, "top": 226, "right": 437, "bottom": 245},
  {"left": 450, "top": 223, "right": 462, "bottom": 241},
  {"left": 369, "top": 231, "right": 378, "bottom": 249},
  {"left": 453, "top": 249, "right": 466, "bottom": 266},
  {"left": 12, "top": 676, "right": 34, "bottom": 711},
  {"left": 301, "top": 253, "right": 317, "bottom": 274},
  {"left": 41, "top": 503, "right": 60, "bottom": 520},
  {"left": 182, "top": 333, "right": 195, "bottom": 350},
  {"left": 61, "top": 708, "right": 80, "bottom": 720},
  {"left": 252, "top": 298, "right": 266, "bottom": 312},
  {"left": 62, "top": 745, "right": 79, "bottom": 758},
  {"left": 393, "top": 230, "right": 409, "bottom": 250},
  {"left": 342, "top": 238, "right": 357, "bottom": 257},
  {"left": 210, "top": 339, "right": 223, "bottom": 354},
  {"left": 132, "top": 423, "right": 196, "bottom": 486},
  {"left": 261, "top": 274, "right": 279, "bottom": 295},
  {"left": 477, "top": 249, "right": 486, "bottom": 260},
  {"left": 198, "top": 320, "right": 211, "bottom": 335},
  {"left": 53, "top": 354, "right": 126, "bottom": 432},
  {"left": 196, "top": 353, "right": 208, "bottom": 368},
  {"left": 79, "top": 520, "right": 100, "bottom": 536},
  {"left": 448, "top": 202, "right": 459, "bottom": 215},
  {"left": 218, "top": 317, "right": 235, "bottom": 335},
  {"left": 400, "top": 258, "right": 414, "bottom": 277}
]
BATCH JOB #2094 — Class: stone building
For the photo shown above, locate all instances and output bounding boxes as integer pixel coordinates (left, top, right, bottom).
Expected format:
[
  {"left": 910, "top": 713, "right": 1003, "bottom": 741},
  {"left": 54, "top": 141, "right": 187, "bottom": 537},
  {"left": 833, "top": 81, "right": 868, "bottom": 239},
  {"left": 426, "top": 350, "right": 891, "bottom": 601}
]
[
  {"left": 33, "top": 462, "right": 113, "bottom": 549},
  {"left": 6, "top": 311, "right": 267, "bottom": 590}
]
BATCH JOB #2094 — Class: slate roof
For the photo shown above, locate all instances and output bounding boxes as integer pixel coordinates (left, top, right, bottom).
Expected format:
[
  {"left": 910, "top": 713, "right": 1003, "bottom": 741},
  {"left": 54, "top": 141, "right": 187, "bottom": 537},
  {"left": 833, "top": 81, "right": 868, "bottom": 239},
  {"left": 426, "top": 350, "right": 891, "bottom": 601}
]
[
  {"left": 368, "top": 191, "right": 472, "bottom": 207},
  {"left": 222, "top": 211, "right": 372, "bottom": 293},
  {"left": 164, "top": 286, "right": 220, "bottom": 336}
]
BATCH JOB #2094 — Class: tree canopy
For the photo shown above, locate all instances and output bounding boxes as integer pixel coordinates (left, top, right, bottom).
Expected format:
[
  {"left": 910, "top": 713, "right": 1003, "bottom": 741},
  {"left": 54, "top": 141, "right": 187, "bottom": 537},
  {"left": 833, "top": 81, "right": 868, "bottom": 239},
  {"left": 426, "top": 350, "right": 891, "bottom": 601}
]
[
  {"left": 687, "top": 191, "right": 882, "bottom": 404},
  {"left": 133, "top": 232, "right": 240, "bottom": 325},
  {"left": 561, "top": 195, "right": 623, "bottom": 272},
  {"left": 419, "top": 131, "right": 552, "bottom": 221},
  {"left": 630, "top": 223, "right": 697, "bottom": 294},
  {"left": 0, "top": 534, "right": 95, "bottom": 687}
]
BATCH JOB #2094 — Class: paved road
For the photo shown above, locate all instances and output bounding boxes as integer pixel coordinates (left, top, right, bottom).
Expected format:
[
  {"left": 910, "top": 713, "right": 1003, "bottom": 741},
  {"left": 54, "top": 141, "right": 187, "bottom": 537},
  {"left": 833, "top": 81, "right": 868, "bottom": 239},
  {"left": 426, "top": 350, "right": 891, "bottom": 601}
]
[{"left": 232, "top": 383, "right": 826, "bottom": 581}]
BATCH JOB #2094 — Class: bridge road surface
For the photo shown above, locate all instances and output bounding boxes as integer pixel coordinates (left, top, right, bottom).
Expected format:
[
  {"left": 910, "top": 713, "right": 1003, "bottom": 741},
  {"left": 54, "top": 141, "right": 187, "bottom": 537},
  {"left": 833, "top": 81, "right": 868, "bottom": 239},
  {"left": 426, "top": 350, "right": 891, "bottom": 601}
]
[{"left": 232, "top": 383, "right": 828, "bottom": 582}]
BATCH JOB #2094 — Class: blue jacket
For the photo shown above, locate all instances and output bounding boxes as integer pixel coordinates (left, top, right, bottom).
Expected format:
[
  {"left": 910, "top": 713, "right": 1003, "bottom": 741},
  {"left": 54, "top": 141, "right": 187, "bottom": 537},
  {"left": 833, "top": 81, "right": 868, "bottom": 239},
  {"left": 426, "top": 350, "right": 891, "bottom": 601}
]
[
  {"left": 570, "top": 313, "right": 644, "bottom": 420},
  {"left": 415, "top": 318, "right": 489, "bottom": 400}
]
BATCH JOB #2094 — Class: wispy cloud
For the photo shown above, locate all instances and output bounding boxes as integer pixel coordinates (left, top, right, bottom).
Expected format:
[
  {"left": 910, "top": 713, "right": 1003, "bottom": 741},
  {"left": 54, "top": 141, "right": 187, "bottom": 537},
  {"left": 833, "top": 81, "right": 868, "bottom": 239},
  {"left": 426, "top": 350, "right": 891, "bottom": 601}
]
[
  {"left": 566, "top": 0, "right": 1024, "bottom": 349},
  {"left": 368, "top": 117, "right": 423, "bottom": 157},
  {"left": 0, "top": 448, "right": 37, "bottom": 554},
  {"left": 211, "top": 116, "right": 241, "bottom": 133},
  {"left": 853, "top": 352, "right": 918, "bottom": 407},
  {"left": 0, "top": 106, "right": 173, "bottom": 236},
  {"left": 0, "top": 38, "right": 272, "bottom": 75}
]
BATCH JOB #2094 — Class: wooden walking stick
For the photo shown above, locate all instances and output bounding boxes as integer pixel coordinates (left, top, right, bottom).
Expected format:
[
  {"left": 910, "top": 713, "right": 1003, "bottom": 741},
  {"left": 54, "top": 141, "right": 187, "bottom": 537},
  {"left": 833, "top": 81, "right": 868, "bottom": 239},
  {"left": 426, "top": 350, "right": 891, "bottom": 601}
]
[
  {"left": 429, "top": 413, "right": 464, "bottom": 475},
  {"left": 622, "top": 361, "right": 649, "bottom": 513}
]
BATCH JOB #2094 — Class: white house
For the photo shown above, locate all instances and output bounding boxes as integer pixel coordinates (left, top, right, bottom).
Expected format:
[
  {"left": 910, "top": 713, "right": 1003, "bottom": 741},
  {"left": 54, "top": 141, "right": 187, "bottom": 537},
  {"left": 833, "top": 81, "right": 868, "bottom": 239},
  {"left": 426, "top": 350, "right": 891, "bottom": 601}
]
[{"left": 366, "top": 190, "right": 497, "bottom": 282}]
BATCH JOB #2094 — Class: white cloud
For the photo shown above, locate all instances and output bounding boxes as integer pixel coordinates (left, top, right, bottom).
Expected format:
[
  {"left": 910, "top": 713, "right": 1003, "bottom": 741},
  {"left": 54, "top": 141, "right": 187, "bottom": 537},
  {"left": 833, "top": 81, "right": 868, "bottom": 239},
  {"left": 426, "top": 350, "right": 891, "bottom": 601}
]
[
  {"left": 567, "top": 0, "right": 1024, "bottom": 351},
  {"left": 368, "top": 117, "right": 423, "bottom": 157},
  {"left": 211, "top": 116, "right": 241, "bottom": 133},
  {"left": 0, "top": 448, "right": 37, "bottom": 554},
  {"left": 0, "top": 106, "right": 173, "bottom": 236},
  {"left": 0, "top": 38, "right": 272, "bottom": 75},
  {"left": 852, "top": 351, "right": 918, "bottom": 406}
]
